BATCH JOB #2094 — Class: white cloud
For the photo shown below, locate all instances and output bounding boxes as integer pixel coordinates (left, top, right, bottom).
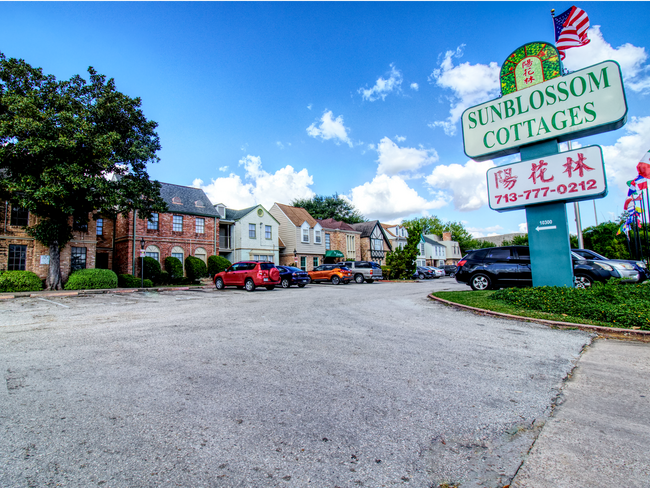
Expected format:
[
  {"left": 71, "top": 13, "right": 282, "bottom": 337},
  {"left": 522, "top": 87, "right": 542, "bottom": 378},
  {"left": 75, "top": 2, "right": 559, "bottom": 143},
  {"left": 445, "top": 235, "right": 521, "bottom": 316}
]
[
  {"left": 425, "top": 159, "right": 495, "bottom": 211},
  {"left": 410, "top": 83, "right": 419, "bottom": 91},
  {"left": 394, "top": 135, "right": 406, "bottom": 142},
  {"left": 601, "top": 116, "right": 650, "bottom": 191},
  {"left": 375, "top": 137, "right": 438, "bottom": 176},
  {"left": 562, "top": 25, "right": 650, "bottom": 92},
  {"left": 466, "top": 225, "right": 504, "bottom": 238},
  {"left": 428, "top": 45, "right": 500, "bottom": 136},
  {"left": 307, "top": 110, "right": 353, "bottom": 147},
  {"left": 276, "top": 141, "right": 284, "bottom": 149},
  {"left": 347, "top": 174, "right": 448, "bottom": 222},
  {"left": 194, "top": 155, "right": 315, "bottom": 209},
  {"left": 307, "top": 104, "right": 312, "bottom": 110},
  {"left": 518, "top": 223, "right": 528, "bottom": 233},
  {"left": 218, "top": 166, "right": 228, "bottom": 172},
  {"left": 358, "top": 63, "right": 403, "bottom": 101}
]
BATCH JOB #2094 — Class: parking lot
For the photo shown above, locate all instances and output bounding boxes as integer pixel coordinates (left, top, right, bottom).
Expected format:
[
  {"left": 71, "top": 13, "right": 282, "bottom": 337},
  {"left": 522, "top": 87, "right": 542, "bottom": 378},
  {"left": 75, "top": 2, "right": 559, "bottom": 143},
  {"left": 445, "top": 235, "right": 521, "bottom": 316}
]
[{"left": 1, "top": 279, "right": 594, "bottom": 487}]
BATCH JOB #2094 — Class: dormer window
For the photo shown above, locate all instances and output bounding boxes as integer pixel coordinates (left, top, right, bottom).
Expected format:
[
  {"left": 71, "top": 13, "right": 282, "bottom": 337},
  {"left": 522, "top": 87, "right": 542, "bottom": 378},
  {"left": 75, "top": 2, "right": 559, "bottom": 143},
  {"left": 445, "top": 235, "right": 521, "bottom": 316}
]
[
  {"left": 172, "top": 197, "right": 182, "bottom": 205},
  {"left": 217, "top": 205, "right": 226, "bottom": 218},
  {"left": 194, "top": 200, "right": 204, "bottom": 208},
  {"left": 302, "top": 228, "right": 309, "bottom": 243}
]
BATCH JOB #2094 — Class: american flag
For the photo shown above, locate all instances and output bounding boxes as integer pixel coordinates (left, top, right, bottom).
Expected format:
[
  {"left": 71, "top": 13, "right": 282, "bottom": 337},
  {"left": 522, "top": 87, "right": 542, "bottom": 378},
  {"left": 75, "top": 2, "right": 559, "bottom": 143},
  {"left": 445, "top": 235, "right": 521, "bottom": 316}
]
[{"left": 553, "top": 6, "right": 591, "bottom": 60}]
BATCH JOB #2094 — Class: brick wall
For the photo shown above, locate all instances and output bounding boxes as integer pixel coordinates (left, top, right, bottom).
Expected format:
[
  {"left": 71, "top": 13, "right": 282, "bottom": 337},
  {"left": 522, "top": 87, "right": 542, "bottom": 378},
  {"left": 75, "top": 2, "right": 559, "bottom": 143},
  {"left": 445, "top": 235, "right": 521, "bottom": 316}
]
[{"left": 325, "top": 230, "right": 360, "bottom": 261}]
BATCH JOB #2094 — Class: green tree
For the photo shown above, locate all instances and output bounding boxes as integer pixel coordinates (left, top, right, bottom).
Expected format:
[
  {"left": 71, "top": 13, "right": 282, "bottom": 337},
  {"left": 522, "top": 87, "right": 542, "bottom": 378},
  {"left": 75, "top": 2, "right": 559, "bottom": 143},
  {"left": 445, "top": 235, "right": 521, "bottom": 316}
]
[
  {"left": 291, "top": 194, "right": 365, "bottom": 223},
  {"left": 582, "top": 221, "right": 632, "bottom": 259},
  {"left": 386, "top": 223, "right": 422, "bottom": 279},
  {"left": 501, "top": 234, "right": 529, "bottom": 246},
  {"left": 402, "top": 216, "right": 475, "bottom": 253},
  {"left": 0, "top": 52, "right": 167, "bottom": 289}
]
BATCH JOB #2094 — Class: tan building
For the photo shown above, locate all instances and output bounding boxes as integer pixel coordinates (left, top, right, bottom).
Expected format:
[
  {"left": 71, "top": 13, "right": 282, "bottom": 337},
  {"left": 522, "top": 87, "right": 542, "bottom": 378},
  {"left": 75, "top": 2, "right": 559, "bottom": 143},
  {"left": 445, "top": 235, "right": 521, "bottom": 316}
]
[
  {"left": 269, "top": 203, "right": 325, "bottom": 271},
  {"left": 425, "top": 232, "right": 463, "bottom": 265},
  {"left": 349, "top": 220, "right": 392, "bottom": 265},
  {"left": 317, "top": 218, "right": 361, "bottom": 263}
]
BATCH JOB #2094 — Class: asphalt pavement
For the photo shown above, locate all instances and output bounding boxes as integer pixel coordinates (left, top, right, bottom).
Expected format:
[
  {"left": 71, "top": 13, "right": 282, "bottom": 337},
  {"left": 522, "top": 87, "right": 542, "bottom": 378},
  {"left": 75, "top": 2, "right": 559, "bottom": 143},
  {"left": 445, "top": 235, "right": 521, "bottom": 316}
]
[{"left": 1, "top": 278, "right": 648, "bottom": 487}]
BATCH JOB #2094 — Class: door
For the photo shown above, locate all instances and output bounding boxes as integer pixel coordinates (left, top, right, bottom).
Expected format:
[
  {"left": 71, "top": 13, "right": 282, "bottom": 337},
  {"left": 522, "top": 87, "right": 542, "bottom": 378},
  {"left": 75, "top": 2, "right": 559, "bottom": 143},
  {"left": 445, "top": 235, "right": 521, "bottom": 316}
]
[
  {"left": 513, "top": 247, "right": 533, "bottom": 285},
  {"left": 483, "top": 247, "right": 519, "bottom": 286},
  {"left": 222, "top": 263, "right": 241, "bottom": 285}
]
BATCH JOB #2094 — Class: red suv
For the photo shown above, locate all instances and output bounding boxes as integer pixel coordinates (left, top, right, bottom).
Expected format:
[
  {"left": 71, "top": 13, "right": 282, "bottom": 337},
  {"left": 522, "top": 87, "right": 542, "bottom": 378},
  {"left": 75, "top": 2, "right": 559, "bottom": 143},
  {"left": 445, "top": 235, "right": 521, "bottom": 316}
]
[{"left": 214, "top": 261, "right": 281, "bottom": 291}]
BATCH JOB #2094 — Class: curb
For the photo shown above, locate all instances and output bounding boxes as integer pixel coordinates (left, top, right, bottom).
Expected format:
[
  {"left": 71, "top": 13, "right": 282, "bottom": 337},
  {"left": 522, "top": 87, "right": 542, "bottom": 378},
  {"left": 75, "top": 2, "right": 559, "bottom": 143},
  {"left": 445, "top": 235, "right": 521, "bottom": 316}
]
[
  {"left": 428, "top": 294, "right": 650, "bottom": 342},
  {"left": 0, "top": 286, "right": 213, "bottom": 301}
]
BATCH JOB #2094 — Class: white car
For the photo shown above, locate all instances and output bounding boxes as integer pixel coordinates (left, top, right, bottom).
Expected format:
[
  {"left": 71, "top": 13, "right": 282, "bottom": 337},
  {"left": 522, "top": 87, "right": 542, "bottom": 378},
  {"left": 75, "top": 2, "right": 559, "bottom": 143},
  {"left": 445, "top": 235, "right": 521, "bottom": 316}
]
[{"left": 426, "top": 266, "right": 445, "bottom": 278}]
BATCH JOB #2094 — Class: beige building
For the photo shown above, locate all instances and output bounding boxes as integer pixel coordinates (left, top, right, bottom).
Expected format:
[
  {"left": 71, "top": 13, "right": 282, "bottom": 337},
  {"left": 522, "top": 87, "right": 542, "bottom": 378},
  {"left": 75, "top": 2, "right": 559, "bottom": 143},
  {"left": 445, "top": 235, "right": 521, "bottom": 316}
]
[
  {"left": 269, "top": 203, "right": 325, "bottom": 271},
  {"left": 425, "top": 232, "right": 463, "bottom": 265}
]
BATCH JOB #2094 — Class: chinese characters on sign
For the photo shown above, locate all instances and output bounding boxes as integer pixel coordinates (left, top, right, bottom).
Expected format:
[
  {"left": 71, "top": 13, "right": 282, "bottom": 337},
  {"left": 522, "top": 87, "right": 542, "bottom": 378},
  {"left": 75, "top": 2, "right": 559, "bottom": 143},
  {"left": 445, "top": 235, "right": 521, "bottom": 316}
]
[{"left": 486, "top": 146, "right": 607, "bottom": 211}]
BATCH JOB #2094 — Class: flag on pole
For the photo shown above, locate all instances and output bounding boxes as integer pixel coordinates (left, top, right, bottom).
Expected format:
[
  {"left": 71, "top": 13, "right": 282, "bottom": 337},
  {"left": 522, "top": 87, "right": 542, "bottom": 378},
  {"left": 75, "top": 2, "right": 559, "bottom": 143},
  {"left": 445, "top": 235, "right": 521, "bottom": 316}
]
[
  {"left": 636, "top": 174, "right": 648, "bottom": 191},
  {"left": 638, "top": 162, "right": 650, "bottom": 179},
  {"left": 554, "top": 6, "right": 591, "bottom": 60}
]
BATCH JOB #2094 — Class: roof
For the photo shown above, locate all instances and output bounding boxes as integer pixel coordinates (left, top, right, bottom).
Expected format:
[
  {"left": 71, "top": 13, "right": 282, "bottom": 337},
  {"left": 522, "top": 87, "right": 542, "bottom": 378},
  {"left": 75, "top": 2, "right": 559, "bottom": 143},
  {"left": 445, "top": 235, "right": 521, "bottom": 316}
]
[
  {"left": 225, "top": 205, "right": 259, "bottom": 221},
  {"left": 380, "top": 223, "right": 396, "bottom": 237},
  {"left": 317, "top": 218, "right": 358, "bottom": 232},
  {"left": 422, "top": 235, "right": 445, "bottom": 247},
  {"left": 278, "top": 237, "right": 285, "bottom": 249},
  {"left": 159, "top": 183, "right": 220, "bottom": 218},
  {"left": 274, "top": 203, "right": 318, "bottom": 227},
  {"left": 350, "top": 220, "right": 392, "bottom": 250}
]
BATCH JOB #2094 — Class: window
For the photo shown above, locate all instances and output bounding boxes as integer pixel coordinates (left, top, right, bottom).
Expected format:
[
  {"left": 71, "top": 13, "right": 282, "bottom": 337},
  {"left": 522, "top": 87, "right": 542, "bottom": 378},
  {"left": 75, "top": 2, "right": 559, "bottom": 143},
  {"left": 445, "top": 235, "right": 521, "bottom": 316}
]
[
  {"left": 265, "top": 225, "right": 272, "bottom": 240},
  {"left": 346, "top": 235, "right": 356, "bottom": 259},
  {"left": 145, "top": 245, "right": 160, "bottom": 262},
  {"left": 486, "top": 248, "right": 512, "bottom": 260},
  {"left": 253, "top": 255, "right": 272, "bottom": 262},
  {"left": 196, "top": 218, "right": 205, "bottom": 234},
  {"left": 325, "top": 233, "right": 331, "bottom": 250},
  {"left": 10, "top": 206, "right": 29, "bottom": 227},
  {"left": 300, "top": 256, "right": 306, "bottom": 271},
  {"left": 195, "top": 248, "right": 207, "bottom": 263},
  {"left": 420, "top": 243, "right": 425, "bottom": 255},
  {"left": 372, "top": 238, "right": 383, "bottom": 251},
  {"left": 71, "top": 247, "right": 87, "bottom": 272},
  {"left": 302, "top": 228, "right": 309, "bottom": 243},
  {"left": 148, "top": 213, "right": 159, "bottom": 230},
  {"left": 73, "top": 218, "right": 88, "bottom": 232},
  {"left": 8, "top": 245, "right": 27, "bottom": 270},
  {"left": 315, "top": 230, "right": 321, "bottom": 244},
  {"left": 313, "top": 257, "right": 319, "bottom": 267},
  {"left": 96, "top": 218, "right": 104, "bottom": 236},
  {"left": 173, "top": 215, "right": 183, "bottom": 232},
  {"left": 249, "top": 223, "right": 256, "bottom": 239}
]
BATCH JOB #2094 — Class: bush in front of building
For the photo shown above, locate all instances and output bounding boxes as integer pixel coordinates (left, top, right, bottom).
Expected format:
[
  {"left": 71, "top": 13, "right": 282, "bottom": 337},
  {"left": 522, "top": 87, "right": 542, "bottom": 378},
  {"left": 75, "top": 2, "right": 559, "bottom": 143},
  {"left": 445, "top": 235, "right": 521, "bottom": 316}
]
[
  {"left": 143, "top": 256, "right": 161, "bottom": 283},
  {"left": 185, "top": 256, "right": 208, "bottom": 282},
  {"left": 64, "top": 269, "right": 118, "bottom": 290},
  {"left": 164, "top": 256, "right": 184, "bottom": 282},
  {"left": 208, "top": 255, "right": 231, "bottom": 277},
  {"left": 0, "top": 270, "right": 43, "bottom": 293},
  {"left": 118, "top": 274, "right": 153, "bottom": 288},
  {"left": 381, "top": 266, "right": 391, "bottom": 280},
  {"left": 159, "top": 270, "right": 170, "bottom": 285}
]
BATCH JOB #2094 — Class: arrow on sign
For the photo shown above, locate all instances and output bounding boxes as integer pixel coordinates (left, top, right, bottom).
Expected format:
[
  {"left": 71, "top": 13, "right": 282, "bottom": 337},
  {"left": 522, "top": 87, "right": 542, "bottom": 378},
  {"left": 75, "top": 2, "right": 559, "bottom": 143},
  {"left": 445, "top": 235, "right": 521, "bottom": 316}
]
[{"left": 536, "top": 225, "right": 557, "bottom": 231}]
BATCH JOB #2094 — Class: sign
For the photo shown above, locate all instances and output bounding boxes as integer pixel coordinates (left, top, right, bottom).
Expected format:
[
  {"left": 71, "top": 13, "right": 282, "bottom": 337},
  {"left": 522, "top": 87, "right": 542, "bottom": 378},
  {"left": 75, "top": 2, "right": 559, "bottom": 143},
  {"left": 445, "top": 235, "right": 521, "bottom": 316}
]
[
  {"left": 487, "top": 145, "right": 607, "bottom": 211},
  {"left": 500, "top": 42, "right": 561, "bottom": 95},
  {"left": 140, "top": 250, "right": 146, "bottom": 258},
  {"left": 462, "top": 60, "right": 627, "bottom": 161}
]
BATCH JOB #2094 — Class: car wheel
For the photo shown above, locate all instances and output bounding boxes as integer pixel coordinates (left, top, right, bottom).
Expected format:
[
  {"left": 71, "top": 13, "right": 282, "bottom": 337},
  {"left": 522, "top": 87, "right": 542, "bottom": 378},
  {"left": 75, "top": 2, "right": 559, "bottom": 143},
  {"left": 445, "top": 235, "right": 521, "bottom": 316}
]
[
  {"left": 297, "top": 284, "right": 306, "bottom": 288},
  {"left": 574, "top": 274, "right": 593, "bottom": 289},
  {"left": 265, "top": 285, "right": 275, "bottom": 291},
  {"left": 331, "top": 275, "right": 340, "bottom": 285},
  {"left": 281, "top": 278, "right": 290, "bottom": 288},
  {"left": 470, "top": 273, "right": 492, "bottom": 291},
  {"left": 245, "top": 278, "right": 256, "bottom": 292},
  {"left": 419, "top": 273, "right": 425, "bottom": 280},
  {"left": 354, "top": 274, "right": 364, "bottom": 284},
  {"left": 449, "top": 272, "right": 456, "bottom": 278},
  {"left": 215, "top": 277, "right": 225, "bottom": 290}
]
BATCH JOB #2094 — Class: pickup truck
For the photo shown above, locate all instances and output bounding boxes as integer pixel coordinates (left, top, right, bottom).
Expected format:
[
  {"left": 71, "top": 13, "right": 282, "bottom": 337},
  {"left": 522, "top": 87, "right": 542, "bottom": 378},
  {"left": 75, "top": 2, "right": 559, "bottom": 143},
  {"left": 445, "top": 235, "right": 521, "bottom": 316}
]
[{"left": 338, "top": 261, "right": 383, "bottom": 284}]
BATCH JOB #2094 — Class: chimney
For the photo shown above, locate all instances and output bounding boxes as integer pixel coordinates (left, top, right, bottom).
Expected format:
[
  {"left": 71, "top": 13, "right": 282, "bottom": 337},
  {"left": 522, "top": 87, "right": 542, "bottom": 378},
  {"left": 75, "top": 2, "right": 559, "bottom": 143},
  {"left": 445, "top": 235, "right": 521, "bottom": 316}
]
[{"left": 442, "top": 232, "right": 452, "bottom": 241}]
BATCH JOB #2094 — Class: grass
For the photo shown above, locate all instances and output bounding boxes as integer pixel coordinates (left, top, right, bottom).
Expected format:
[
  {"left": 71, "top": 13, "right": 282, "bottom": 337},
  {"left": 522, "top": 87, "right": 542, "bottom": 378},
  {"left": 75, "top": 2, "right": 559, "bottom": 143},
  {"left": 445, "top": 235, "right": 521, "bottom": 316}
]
[{"left": 430, "top": 290, "right": 617, "bottom": 328}]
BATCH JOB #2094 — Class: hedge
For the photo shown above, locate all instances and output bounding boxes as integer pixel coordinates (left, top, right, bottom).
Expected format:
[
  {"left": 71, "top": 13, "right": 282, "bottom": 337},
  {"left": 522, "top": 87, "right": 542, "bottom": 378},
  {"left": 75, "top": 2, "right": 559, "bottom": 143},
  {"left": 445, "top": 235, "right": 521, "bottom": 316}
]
[
  {"left": 208, "top": 255, "right": 231, "bottom": 277},
  {"left": 164, "top": 256, "right": 184, "bottom": 281},
  {"left": 118, "top": 274, "right": 153, "bottom": 288},
  {"left": 143, "top": 256, "right": 161, "bottom": 283},
  {"left": 185, "top": 255, "right": 208, "bottom": 281},
  {"left": 490, "top": 280, "right": 650, "bottom": 330},
  {"left": 65, "top": 269, "right": 118, "bottom": 290},
  {"left": 0, "top": 271, "right": 43, "bottom": 292}
]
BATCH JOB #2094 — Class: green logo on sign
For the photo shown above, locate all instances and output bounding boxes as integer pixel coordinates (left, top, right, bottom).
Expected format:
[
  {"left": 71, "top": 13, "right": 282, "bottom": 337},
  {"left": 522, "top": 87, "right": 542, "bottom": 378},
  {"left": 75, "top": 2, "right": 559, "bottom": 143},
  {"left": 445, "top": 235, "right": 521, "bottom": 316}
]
[{"left": 500, "top": 42, "right": 561, "bottom": 95}]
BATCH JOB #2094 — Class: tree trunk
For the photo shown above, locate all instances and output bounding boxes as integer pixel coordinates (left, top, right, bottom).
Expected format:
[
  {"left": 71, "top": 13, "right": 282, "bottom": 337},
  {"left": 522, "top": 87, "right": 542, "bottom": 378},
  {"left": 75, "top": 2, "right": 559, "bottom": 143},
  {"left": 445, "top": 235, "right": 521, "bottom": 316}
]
[{"left": 47, "top": 242, "right": 63, "bottom": 290}]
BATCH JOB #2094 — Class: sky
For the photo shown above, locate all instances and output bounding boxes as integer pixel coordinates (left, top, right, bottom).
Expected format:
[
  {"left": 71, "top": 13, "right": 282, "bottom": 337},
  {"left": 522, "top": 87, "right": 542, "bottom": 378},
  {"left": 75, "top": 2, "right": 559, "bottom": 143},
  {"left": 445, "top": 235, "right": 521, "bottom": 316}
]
[{"left": 2, "top": 2, "right": 650, "bottom": 237}]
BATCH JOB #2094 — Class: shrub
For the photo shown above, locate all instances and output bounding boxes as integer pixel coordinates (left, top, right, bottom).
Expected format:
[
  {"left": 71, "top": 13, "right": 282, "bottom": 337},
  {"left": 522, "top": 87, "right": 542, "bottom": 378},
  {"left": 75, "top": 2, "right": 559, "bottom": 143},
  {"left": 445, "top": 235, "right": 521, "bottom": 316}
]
[
  {"left": 0, "top": 270, "right": 43, "bottom": 292},
  {"left": 185, "top": 256, "right": 208, "bottom": 281},
  {"left": 381, "top": 266, "right": 392, "bottom": 280},
  {"left": 164, "top": 256, "right": 184, "bottom": 281},
  {"left": 490, "top": 280, "right": 650, "bottom": 330},
  {"left": 208, "top": 255, "right": 231, "bottom": 277},
  {"left": 159, "top": 270, "right": 170, "bottom": 285},
  {"left": 118, "top": 274, "right": 153, "bottom": 288},
  {"left": 65, "top": 269, "right": 118, "bottom": 290},
  {"left": 143, "top": 256, "right": 161, "bottom": 283}
]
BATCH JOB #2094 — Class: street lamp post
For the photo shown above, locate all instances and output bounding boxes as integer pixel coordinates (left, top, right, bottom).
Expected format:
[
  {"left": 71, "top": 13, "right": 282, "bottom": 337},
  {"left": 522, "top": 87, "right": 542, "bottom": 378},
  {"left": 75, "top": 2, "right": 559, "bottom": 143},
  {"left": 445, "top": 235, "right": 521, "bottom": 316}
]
[{"left": 140, "top": 237, "right": 145, "bottom": 288}]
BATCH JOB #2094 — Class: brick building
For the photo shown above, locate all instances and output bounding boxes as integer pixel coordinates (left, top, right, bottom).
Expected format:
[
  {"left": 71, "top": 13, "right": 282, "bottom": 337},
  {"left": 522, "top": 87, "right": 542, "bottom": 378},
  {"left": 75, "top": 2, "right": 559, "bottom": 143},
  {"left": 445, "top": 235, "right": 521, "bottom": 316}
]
[
  {"left": 349, "top": 220, "right": 392, "bottom": 265},
  {"left": 317, "top": 218, "right": 361, "bottom": 263}
]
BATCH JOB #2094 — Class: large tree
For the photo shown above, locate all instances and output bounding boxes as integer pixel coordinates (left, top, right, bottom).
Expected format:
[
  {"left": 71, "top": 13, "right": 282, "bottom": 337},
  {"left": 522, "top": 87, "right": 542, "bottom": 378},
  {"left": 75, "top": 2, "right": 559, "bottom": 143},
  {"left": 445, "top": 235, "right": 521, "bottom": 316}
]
[
  {"left": 402, "top": 216, "right": 475, "bottom": 253},
  {"left": 0, "top": 52, "right": 167, "bottom": 289},
  {"left": 291, "top": 194, "right": 365, "bottom": 224},
  {"left": 386, "top": 222, "right": 422, "bottom": 279}
]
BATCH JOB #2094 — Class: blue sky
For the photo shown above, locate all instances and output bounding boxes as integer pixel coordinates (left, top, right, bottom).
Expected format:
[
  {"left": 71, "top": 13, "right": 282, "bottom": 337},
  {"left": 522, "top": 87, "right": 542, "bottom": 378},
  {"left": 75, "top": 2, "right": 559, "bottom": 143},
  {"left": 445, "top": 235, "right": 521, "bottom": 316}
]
[{"left": 3, "top": 2, "right": 650, "bottom": 236}]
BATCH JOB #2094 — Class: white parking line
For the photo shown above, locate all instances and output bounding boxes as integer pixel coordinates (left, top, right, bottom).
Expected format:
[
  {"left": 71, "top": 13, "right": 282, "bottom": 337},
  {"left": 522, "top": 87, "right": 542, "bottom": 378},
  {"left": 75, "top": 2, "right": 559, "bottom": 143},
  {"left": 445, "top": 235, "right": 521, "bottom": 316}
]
[{"left": 37, "top": 298, "right": 70, "bottom": 308}]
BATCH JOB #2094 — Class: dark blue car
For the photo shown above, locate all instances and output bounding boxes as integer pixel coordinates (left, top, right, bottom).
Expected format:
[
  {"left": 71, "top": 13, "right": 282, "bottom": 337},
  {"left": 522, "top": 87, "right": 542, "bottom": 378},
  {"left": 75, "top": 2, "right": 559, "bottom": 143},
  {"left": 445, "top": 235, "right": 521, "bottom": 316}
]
[{"left": 276, "top": 265, "right": 310, "bottom": 288}]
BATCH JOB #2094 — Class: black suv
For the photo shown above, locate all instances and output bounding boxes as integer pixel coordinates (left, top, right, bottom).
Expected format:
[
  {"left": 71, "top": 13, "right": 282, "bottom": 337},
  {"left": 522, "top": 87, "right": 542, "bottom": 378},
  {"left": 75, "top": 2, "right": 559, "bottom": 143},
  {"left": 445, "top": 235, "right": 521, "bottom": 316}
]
[{"left": 455, "top": 246, "right": 637, "bottom": 290}]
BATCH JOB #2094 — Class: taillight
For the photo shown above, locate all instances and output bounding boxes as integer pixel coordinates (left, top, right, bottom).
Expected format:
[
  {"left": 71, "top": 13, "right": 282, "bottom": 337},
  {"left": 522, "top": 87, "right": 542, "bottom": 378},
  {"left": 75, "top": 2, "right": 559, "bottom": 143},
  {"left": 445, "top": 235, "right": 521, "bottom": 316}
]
[
  {"left": 457, "top": 259, "right": 466, "bottom": 267},
  {"left": 369, "top": 270, "right": 373, "bottom": 275}
]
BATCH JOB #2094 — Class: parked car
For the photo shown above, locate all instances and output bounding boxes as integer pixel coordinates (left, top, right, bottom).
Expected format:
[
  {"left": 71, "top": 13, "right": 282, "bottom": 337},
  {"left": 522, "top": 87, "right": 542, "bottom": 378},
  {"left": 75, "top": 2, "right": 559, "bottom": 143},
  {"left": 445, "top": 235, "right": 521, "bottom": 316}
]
[
  {"left": 214, "top": 261, "right": 281, "bottom": 291},
  {"left": 455, "top": 246, "right": 639, "bottom": 291},
  {"left": 308, "top": 264, "right": 352, "bottom": 285},
  {"left": 413, "top": 266, "right": 435, "bottom": 280},
  {"left": 443, "top": 265, "right": 458, "bottom": 277},
  {"left": 276, "top": 265, "right": 310, "bottom": 288},
  {"left": 572, "top": 248, "right": 648, "bottom": 282},
  {"left": 338, "top": 260, "right": 383, "bottom": 283},
  {"left": 427, "top": 266, "right": 445, "bottom": 278}
]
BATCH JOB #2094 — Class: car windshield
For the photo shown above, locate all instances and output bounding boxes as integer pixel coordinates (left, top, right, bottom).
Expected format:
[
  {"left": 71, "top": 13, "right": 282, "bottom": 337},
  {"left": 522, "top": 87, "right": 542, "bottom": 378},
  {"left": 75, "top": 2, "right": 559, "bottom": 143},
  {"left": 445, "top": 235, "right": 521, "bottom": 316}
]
[
  {"left": 286, "top": 266, "right": 302, "bottom": 272},
  {"left": 571, "top": 252, "right": 587, "bottom": 260}
]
